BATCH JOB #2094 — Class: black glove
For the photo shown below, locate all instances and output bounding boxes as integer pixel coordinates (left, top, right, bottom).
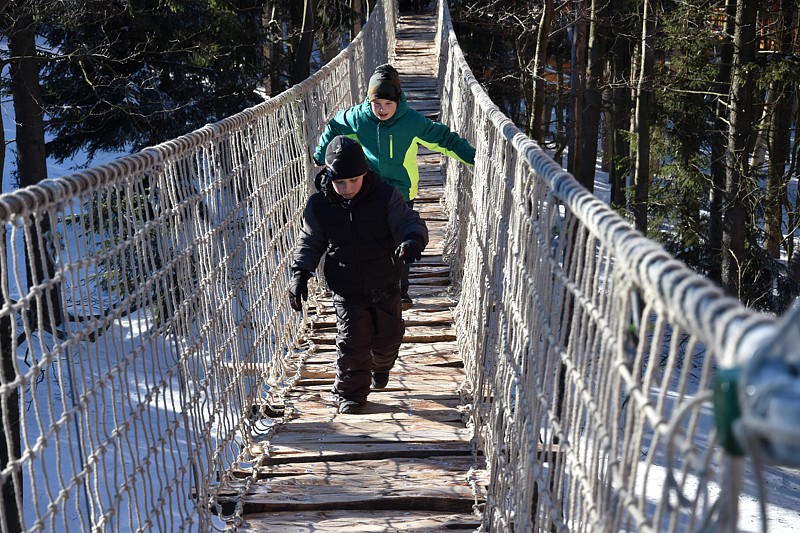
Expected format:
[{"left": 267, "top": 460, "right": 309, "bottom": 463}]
[
  {"left": 289, "top": 270, "right": 312, "bottom": 312},
  {"left": 395, "top": 239, "right": 423, "bottom": 264}
]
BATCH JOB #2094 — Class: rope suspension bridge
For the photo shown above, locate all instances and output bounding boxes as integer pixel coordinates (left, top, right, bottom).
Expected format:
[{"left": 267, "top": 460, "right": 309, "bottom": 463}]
[{"left": 1, "top": 1, "right": 799, "bottom": 531}]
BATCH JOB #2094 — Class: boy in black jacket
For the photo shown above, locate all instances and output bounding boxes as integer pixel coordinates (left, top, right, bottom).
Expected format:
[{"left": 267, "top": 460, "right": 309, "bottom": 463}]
[
  {"left": 313, "top": 63, "right": 474, "bottom": 306},
  {"left": 289, "top": 136, "right": 429, "bottom": 414}
]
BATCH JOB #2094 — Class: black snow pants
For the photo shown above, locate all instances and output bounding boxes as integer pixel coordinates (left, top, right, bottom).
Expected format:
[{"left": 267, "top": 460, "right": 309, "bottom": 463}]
[{"left": 332, "top": 292, "right": 405, "bottom": 404}]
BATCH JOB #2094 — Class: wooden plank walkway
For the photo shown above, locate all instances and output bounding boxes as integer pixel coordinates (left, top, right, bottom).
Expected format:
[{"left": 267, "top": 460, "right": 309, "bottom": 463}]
[{"left": 234, "top": 8, "right": 487, "bottom": 532}]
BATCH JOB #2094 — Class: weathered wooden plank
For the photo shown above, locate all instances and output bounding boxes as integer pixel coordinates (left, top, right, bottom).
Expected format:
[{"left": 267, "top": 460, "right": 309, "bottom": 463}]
[
  {"left": 308, "top": 309, "right": 451, "bottom": 330},
  {"left": 401, "top": 79, "right": 439, "bottom": 88},
  {"left": 416, "top": 186, "right": 446, "bottom": 198},
  {"left": 279, "top": 394, "right": 466, "bottom": 422},
  {"left": 254, "top": 441, "right": 473, "bottom": 465},
  {"left": 418, "top": 166, "right": 444, "bottom": 175},
  {"left": 309, "top": 325, "right": 456, "bottom": 345},
  {"left": 304, "top": 341, "right": 459, "bottom": 357},
  {"left": 415, "top": 204, "right": 448, "bottom": 215},
  {"left": 254, "top": 455, "right": 481, "bottom": 477},
  {"left": 233, "top": 488, "right": 476, "bottom": 514},
  {"left": 292, "top": 381, "right": 466, "bottom": 401},
  {"left": 406, "top": 275, "right": 451, "bottom": 286},
  {"left": 298, "top": 357, "right": 464, "bottom": 380},
  {"left": 301, "top": 340, "right": 460, "bottom": 365},
  {"left": 403, "top": 310, "right": 454, "bottom": 325},
  {"left": 229, "top": 462, "right": 479, "bottom": 512},
  {"left": 238, "top": 510, "right": 481, "bottom": 533},
  {"left": 300, "top": 378, "right": 464, "bottom": 396},
  {"left": 300, "top": 357, "right": 462, "bottom": 372},
  {"left": 264, "top": 419, "right": 469, "bottom": 444},
  {"left": 409, "top": 266, "right": 451, "bottom": 277},
  {"left": 405, "top": 285, "right": 452, "bottom": 297},
  {"left": 397, "top": 340, "right": 460, "bottom": 355},
  {"left": 307, "top": 290, "right": 453, "bottom": 316},
  {"left": 418, "top": 174, "right": 444, "bottom": 184},
  {"left": 300, "top": 356, "right": 464, "bottom": 375},
  {"left": 281, "top": 387, "right": 463, "bottom": 404}
]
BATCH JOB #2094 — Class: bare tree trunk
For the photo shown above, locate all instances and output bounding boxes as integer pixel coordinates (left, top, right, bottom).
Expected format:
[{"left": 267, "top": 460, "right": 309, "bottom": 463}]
[
  {"left": 577, "top": 0, "right": 608, "bottom": 193},
  {"left": 291, "top": 0, "right": 316, "bottom": 84},
  {"left": 764, "top": 88, "right": 787, "bottom": 258},
  {"left": 320, "top": 13, "right": 342, "bottom": 67},
  {"left": 567, "top": 0, "right": 587, "bottom": 178},
  {"left": 514, "top": 31, "right": 535, "bottom": 137},
  {"left": 789, "top": 101, "right": 800, "bottom": 263},
  {"left": 9, "top": 5, "right": 62, "bottom": 330},
  {"left": 722, "top": 0, "right": 758, "bottom": 298},
  {"left": 530, "top": 0, "right": 554, "bottom": 143},
  {"left": 9, "top": 15, "right": 47, "bottom": 190},
  {"left": 3, "top": 5, "right": 47, "bottom": 530},
  {"left": 601, "top": 78, "right": 611, "bottom": 172},
  {"left": 261, "top": 3, "right": 284, "bottom": 96},
  {"left": 609, "top": 87, "right": 630, "bottom": 208},
  {"left": 0, "top": 5, "right": 17, "bottom": 531},
  {"left": 351, "top": 0, "right": 364, "bottom": 38},
  {"left": 609, "top": 0, "right": 631, "bottom": 209},
  {"left": 708, "top": 0, "right": 736, "bottom": 283},
  {"left": 764, "top": 0, "right": 794, "bottom": 258},
  {"left": 750, "top": 97, "right": 769, "bottom": 173},
  {"left": 553, "top": 60, "right": 567, "bottom": 167},
  {"left": 632, "top": 0, "right": 656, "bottom": 234}
]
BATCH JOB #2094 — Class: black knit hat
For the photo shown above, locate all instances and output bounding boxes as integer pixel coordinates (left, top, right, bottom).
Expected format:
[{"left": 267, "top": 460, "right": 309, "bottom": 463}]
[
  {"left": 367, "top": 63, "right": 401, "bottom": 102},
  {"left": 325, "top": 136, "right": 369, "bottom": 180}
]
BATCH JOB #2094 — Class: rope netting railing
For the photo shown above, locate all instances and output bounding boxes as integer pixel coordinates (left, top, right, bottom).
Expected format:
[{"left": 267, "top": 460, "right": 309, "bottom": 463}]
[
  {"left": 435, "top": 2, "right": 800, "bottom": 533},
  {"left": 0, "top": 4, "right": 395, "bottom": 532}
]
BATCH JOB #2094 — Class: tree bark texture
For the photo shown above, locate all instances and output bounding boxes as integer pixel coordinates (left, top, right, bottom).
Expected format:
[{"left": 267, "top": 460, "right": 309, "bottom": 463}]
[
  {"left": 351, "top": 0, "right": 364, "bottom": 40},
  {"left": 567, "top": 0, "right": 587, "bottom": 178},
  {"left": 707, "top": 0, "right": 736, "bottom": 283},
  {"left": 764, "top": 0, "right": 795, "bottom": 258},
  {"left": 8, "top": 3, "right": 63, "bottom": 333},
  {"left": 577, "top": 0, "right": 609, "bottom": 193},
  {"left": 721, "top": 0, "right": 758, "bottom": 299},
  {"left": 632, "top": 0, "right": 656, "bottom": 234},
  {"left": 291, "top": 0, "right": 316, "bottom": 84},
  {"left": 530, "top": 0, "right": 554, "bottom": 144},
  {"left": 608, "top": 0, "right": 632, "bottom": 209}
]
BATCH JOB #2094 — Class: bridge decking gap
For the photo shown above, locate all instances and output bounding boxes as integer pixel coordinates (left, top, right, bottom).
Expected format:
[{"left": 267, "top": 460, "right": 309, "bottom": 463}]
[{"left": 234, "top": 8, "right": 487, "bottom": 532}]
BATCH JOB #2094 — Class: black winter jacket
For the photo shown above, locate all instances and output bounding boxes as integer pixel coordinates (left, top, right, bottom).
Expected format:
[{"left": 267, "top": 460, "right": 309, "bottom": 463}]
[{"left": 292, "top": 167, "right": 428, "bottom": 300}]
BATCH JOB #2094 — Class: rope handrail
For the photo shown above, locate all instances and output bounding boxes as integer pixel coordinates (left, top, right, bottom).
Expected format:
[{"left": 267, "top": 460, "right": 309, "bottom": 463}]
[
  {"left": 435, "top": 1, "right": 798, "bottom": 531},
  {"left": 0, "top": 3, "right": 395, "bottom": 531}
]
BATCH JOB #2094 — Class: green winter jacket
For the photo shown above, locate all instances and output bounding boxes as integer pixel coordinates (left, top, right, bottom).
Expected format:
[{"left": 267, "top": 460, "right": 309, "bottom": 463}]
[{"left": 313, "top": 93, "right": 475, "bottom": 201}]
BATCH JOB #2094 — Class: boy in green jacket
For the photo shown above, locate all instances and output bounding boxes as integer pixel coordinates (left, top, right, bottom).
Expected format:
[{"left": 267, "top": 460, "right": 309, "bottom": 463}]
[{"left": 313, "top": 63, "right": 475, "bottom": 305}]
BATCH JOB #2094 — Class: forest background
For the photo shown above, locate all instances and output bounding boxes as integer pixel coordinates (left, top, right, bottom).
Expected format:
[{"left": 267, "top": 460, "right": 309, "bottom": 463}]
[{"left": 2, "top": 0, "right": 799, "bottom": 314}]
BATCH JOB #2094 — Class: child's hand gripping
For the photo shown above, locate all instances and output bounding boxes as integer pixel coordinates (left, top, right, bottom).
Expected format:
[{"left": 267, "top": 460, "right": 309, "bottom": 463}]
[
  {"left": 395, "top": 240, "right": 423, "bottom": 264},
  {"left": 288, "top": 270, "right": 312, "bottom": 312}
]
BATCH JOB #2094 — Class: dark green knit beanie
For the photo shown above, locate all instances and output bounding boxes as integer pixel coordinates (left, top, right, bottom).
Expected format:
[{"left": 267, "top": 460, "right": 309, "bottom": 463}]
[{"left": 367, "top": 64, "right": 401, "bottom": 102}]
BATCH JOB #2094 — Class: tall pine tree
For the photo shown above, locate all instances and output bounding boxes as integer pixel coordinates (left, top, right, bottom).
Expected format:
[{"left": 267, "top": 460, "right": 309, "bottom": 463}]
[{"left": 39, "top": 0, "right": 270, "bottom": 162}]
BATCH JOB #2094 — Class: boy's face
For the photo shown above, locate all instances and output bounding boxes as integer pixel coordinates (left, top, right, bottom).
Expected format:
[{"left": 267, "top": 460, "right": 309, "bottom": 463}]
[
  {"left": 331, "top": 172, "right": 365, "bottom": 199},
  {"left": 370, "top": 98, "right": 398, "bottom": 121}
]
